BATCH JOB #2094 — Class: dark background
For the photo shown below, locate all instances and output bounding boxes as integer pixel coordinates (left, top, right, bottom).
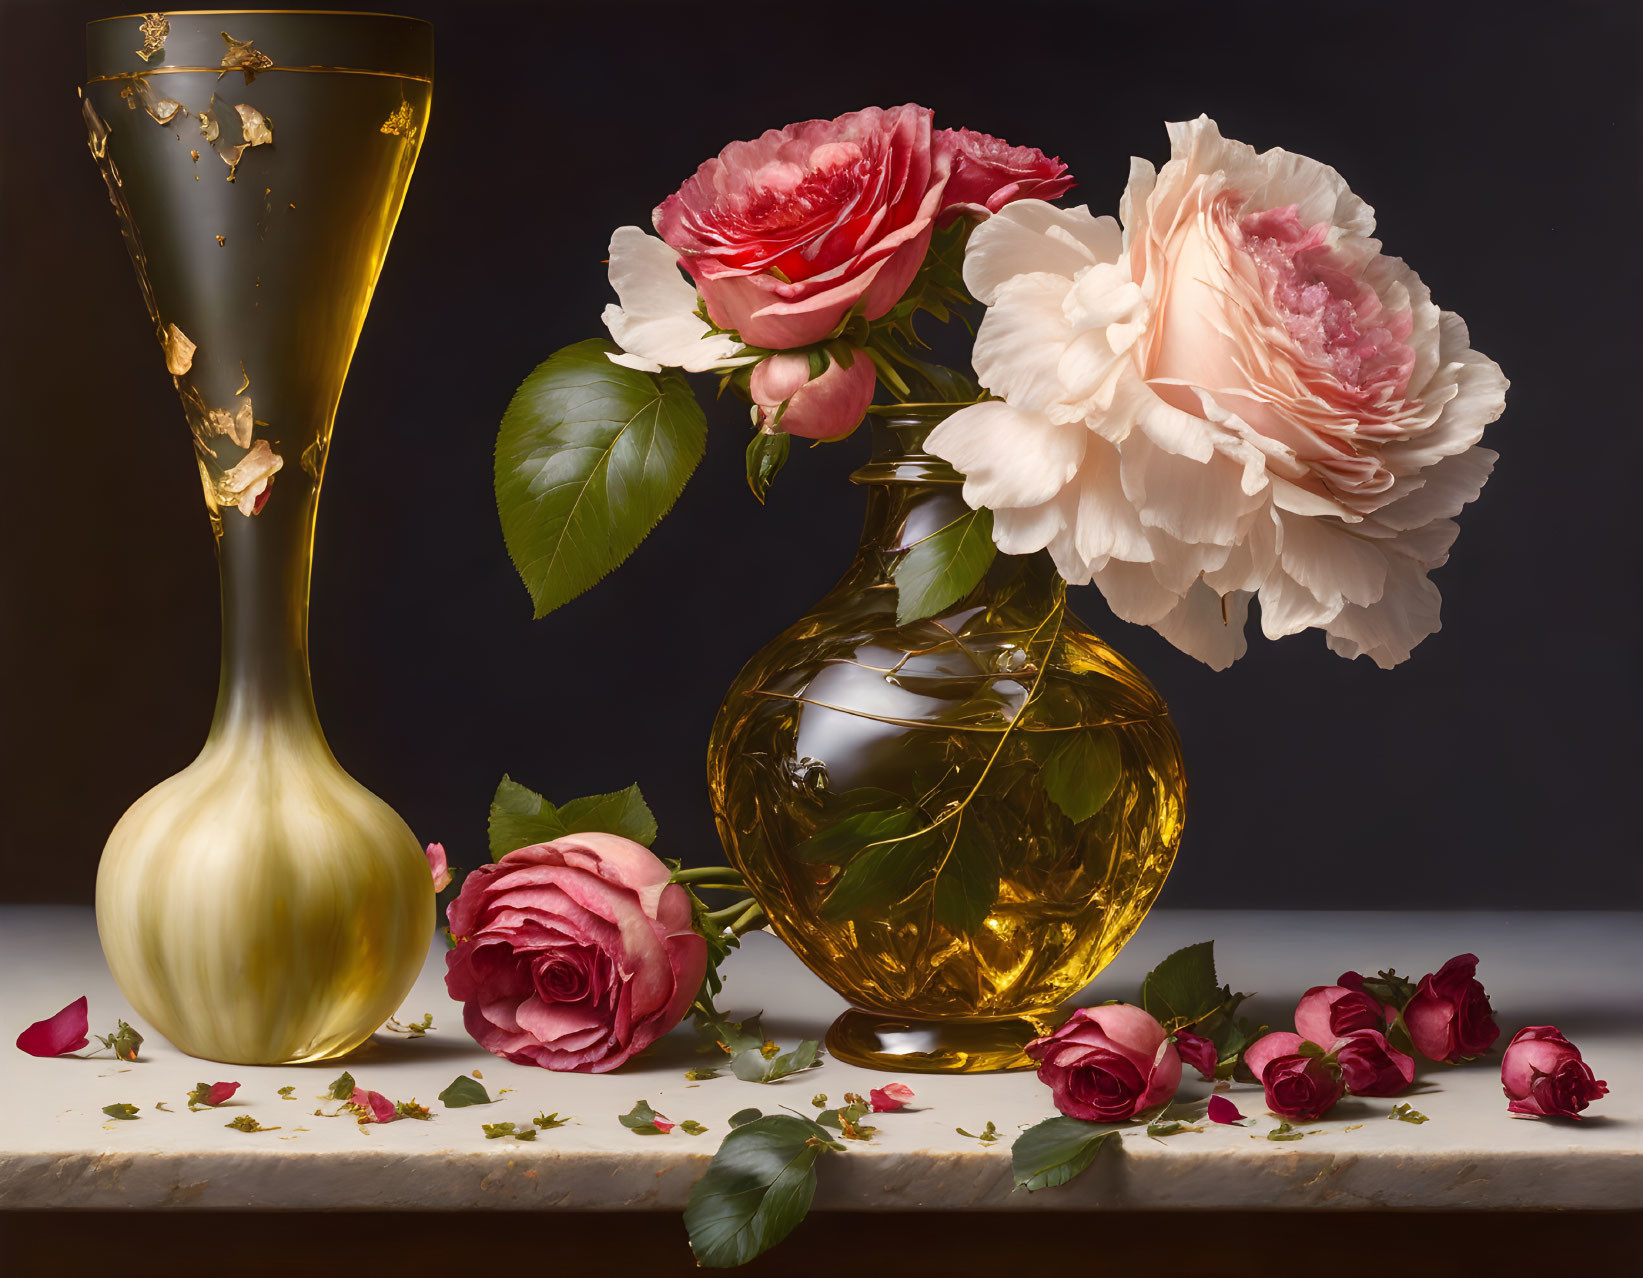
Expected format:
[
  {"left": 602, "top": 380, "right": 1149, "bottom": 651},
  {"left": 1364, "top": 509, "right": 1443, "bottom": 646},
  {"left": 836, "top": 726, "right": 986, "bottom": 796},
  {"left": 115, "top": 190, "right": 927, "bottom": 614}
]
[{"left": 3, "top": 0, "right": 1639, "bottom": 909}]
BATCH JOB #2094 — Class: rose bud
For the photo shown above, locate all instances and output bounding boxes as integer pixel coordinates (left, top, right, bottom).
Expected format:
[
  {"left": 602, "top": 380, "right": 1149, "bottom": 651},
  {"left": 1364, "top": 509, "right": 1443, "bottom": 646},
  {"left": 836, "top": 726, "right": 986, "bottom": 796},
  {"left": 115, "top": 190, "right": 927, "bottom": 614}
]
[
  {"left": 750, "top": 351, "right": 876, "bottom": 441},
  {"left": 1403, "top": 954, "right": 1500, "bottom": 1063},
  {"left": 1501, "top": 1026, "right": 1609, "bottom": 1120},
  {"left": 1332, "top": 1029, "right": 1415, "bottom": 1097},
  {"left": 444, "top": 834, "right": 707, "bottom": 1073},
  {"left": 935, "top": 127, "right": 1073, "bottom": 222},
  {"left": 1024, "top": 1004, "right": 1182, "bottom": 1122},
  {"left": 1173, "top": 1029, "right": 1218, "bottom": 1081},
  {"left": 869, "top": 1083, "right": 915, "bottom": 1113},
  {"left": 15, "top": 996, "right": 91, "bottom": 1057},
  {"left": 1295, "top": 985, "right": 1388, "bottom": 1047},
  {"left": 1244, "top": 1032, "right": 1344, "bottom": 1121},
  {"left": 187, "top": 1081, "right": 242, "bottom": 1108}
]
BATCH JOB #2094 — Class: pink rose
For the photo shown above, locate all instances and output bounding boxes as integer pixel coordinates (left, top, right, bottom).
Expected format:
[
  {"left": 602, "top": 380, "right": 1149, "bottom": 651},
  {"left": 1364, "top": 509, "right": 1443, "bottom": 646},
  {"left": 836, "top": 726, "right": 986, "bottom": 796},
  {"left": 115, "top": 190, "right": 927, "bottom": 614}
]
[
  {"left": 444, "top": 834, "right": 707, "bottom": 1074},
  {"left": 750, "top": 350, "right": 877, "bottom": 440},
  {"left": 1173, "top": 1029, "right": 1218, "bottom": 1081},
  {"left": 1245, "top": 1032, "right": 1344, "bottom": 1120},
  {"left": 1295, "top": 984, "right": 1389, "bottom": 1046},
  {"left": 869, "top": 1082, "right": 915, "bottom": 1113},
  {"left": 1024, "top": 1004, "right": 1182, "bottom": 1122},
  {"left": 1403, "top": 953, "right": 1499, "bottom": 1063},
  {"left": 1332, "top": 1029, "right": 1415, "bottom": 1097},
  {"left": 935, "top": 127, "right": 1072, "bottom": 222},
  {"left": 15, "top": 996, "right": 90, "bottom": 1057},
  {"left": 654, "top": 104, "right": 953, "bottom": 348},
  {"left": 1501, "top": 1026, "right": 1608, "bottom": 1120}
]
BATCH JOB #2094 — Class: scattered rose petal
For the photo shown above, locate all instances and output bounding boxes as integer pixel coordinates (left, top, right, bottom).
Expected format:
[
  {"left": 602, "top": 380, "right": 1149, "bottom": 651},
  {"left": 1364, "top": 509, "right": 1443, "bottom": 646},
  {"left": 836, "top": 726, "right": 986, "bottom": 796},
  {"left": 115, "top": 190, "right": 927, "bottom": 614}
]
[
  {"left": 869, "top": 1082, "right": 915, "bottom": 1113},
  {"left": 1207, "top": 1095, "right": 1246, "bottom": 1124},
  {"left": 425, "top": 842, "right": 452, "bottom": 891},
  {"left": 350, "top": 1087, "right": 398, "bottom": 1124},
  {"left": 1174, "top": 1029, "right": 1218, "bottom": 1081},
  {"left": 189, "top": 1080, "right": 242, "bottom": 1108},
  {"left": 16, "top": 996, "right": 91, "bottom": 1057}
]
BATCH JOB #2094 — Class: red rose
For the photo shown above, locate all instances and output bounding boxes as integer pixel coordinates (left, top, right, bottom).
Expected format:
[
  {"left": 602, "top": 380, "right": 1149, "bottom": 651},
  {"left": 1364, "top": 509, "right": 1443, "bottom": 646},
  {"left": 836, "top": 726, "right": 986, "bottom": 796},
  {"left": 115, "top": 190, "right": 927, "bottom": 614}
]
[
  {"left": 1403, "top": 954, "right": 1499, "bottom": 1063},
  {"left": 935, "top": 127, "right": 1073, "bottom": 222},
  {"left": 655, "top": 105, "right": 953, "bottom": 349},
  {"left": 1500, "top": 1026, "right": 1608, "bottom": 1120},
  {"left": 1173, "top": 1028, "right": 1219, "bottom": 1081},
  {"left": 1332, "top": 1029, "right": 1415, "bottom": 1097},
  {"left": 444, "top": 835, "right": 707, "bottom": 1073},
  {"left": 1244, "top": 1031, "right": 1344, "bottom": 1121},
  {"left": 1024, "top": 1004, "right": 1182, "bottom": 1122},
  {"left": 1294, "top": 984, "right": 1388, "bottom": 1046}
]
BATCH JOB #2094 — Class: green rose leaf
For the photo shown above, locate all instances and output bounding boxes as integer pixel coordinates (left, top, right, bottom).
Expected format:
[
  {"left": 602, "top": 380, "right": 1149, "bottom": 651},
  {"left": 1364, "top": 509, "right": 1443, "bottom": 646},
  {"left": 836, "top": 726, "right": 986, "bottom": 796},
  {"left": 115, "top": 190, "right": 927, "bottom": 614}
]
[
  {"left": 891, "top": 507, "right": 996, "bottom": 626},
  {"left": 684, "top": 1114, "right": 833, "bottom": 1269},
  {"left": 488, "top": 776, "right": 657, "bottom": 860},
  {"left": 731, "top": 1039, "right": 821, "bottom": 1084},
  {"left": 746, "top": 430, "right": 791, "bottom": 504},
  {"left": 1011, "top": 1116, "right": 1123, "bottom": 1192},
  {"left": 1139, "top": 941, "right": 1225, "bottom": 1033},
  {"left": 931, "top": 814, "right": 1000, "bottom": 936},
  {"left": 728, "top": 1108, "right": 763, "bottom": 1128},
  {"left": 1042, "top": 727, "right": 1123, "bottom": 825},
  {"left": 817, "top": 828, "right": 941, "bottom": 922},
  {"left": 496, "top": 339, "right": 708, "bottom": 618},
  {"left": 325, "top": 1071, "right": 356, "bottom": 1101},
  {"left": 680, "top": 1120, "right": 709, "bottom": 1136},
  {"left": 557, "top": 785, "right": 658, "bottom": 847},
  {"left": 789, "top": 806, "right": 926, "bottom": 866},
  {"left": 619, "top": 1099, "right": 674, "bottom": 1134},
  {"left": 437, "top": 1076, "right": 493, "bottom": 1108}
]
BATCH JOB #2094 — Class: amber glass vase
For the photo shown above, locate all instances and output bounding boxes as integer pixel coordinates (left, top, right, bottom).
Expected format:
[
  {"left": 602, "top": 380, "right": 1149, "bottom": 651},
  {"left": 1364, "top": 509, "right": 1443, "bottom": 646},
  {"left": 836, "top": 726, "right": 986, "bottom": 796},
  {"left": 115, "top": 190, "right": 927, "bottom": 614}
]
[
  {"left": 83, "top": 12, "right": 433, "bottom": 1064},
  {"left": 708, "top": 409, "right": 1187, "bottom": 1072}
]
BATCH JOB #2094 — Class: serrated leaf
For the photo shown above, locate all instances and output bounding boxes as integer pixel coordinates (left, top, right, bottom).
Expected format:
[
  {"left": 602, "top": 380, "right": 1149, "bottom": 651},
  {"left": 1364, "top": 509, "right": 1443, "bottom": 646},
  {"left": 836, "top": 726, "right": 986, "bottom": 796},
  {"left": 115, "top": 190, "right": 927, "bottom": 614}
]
[
  {"left": 817, "top": 828, "right": 941, "bottom": 922},
  {"left": 496, "top": 339, "right": 708, "bottom": 618},
  {"left": 789, "top": 806, "right": 925, "bottom": 865},
  {"left": 1042, "top": 727, "right": 1123, "bottom": 825},
  {"left": 745, "top": 430, "right": 790, "bottom": 503},
  {"left": 892, "top": 507, "right": 995, "bottom": 626},
  {"left": 488, "top": 775, "right": 565, "bottom": 859},
  {"left": 1011, "top": 1116, "right": 1122, "bottom": 1191},
  {"left": 437, "top": 1076, "right": 492, "bottom": 1108},
  {"left": 1139, "top": 941, "right": 1224, "bottom": 1033},
  {"left": 556, "top": 784, "right": 658, "bottom": 847},
  {"left": 684, "top": 1114, "right": 831, "bottom": 1268},
  {"left": 931, "top": 815, "right": 1000, "bottom": 936}
]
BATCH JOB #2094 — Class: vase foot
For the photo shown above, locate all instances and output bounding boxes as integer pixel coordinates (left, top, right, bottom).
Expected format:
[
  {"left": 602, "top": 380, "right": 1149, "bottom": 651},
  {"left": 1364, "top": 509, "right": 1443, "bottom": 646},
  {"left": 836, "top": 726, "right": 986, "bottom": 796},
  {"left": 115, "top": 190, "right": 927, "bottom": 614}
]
[{"left": 824, "top": 1007, "right": 1056, "bottom": 1073}]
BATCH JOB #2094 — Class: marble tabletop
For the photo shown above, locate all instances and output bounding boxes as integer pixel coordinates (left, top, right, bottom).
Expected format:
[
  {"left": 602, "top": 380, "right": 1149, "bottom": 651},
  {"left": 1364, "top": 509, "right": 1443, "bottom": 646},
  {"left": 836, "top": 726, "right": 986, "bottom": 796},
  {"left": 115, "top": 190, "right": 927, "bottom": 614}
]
[{"left": 1, "top": 906, "right": 1637, "bottom": 1212}]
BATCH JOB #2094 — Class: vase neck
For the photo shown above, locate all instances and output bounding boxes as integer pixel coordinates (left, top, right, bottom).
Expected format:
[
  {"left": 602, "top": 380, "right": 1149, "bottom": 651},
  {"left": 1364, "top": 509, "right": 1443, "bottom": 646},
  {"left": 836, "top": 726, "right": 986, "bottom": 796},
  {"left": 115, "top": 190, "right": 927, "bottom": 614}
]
[{"left": 209, "top": 481, "right": 325, "bottom": 741}]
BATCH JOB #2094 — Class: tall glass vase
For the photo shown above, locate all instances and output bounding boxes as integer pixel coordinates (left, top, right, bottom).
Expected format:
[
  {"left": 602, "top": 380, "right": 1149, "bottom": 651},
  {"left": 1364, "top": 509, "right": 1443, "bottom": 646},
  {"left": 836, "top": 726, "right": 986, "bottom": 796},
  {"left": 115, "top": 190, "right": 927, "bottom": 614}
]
[
  {"left": 82, "top": 12, "right": 434, "bottom": 1064},
  {"left": 708, "top": 409, "right": 1187, "bottom": 1072}
]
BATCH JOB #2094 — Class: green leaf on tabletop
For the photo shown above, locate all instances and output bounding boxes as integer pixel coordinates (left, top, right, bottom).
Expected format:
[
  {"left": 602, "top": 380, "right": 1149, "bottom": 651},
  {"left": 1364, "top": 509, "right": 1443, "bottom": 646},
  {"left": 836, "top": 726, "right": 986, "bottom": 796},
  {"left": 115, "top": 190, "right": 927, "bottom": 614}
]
[
  {"left": 557, "top": 784, "right": 658, "bottom": 847},
  {"left": 957, "top": 1121, "right": 1000, "bottom": 1143},
  {"left": 325, "top": 1071, "right": 356, "bottom": 1101},
  {"left": 815, "top": 1093, "right": 875, "bottom": 1140},
  {"left": 686, "top": 1067, "right": 722, "bottom": 1082},
  {"left": 729, "top": 1108, "right": 763, "bottom": 1128},
  {"left": 383, "top": 1013, "right": 434, "bottom": 1038},
  {"left": 395, "top": 1101, "right": 433, "bottom": 1121},
  {"left": 101, "top": 1103, "right": 140, "bottom": 1121},
  {"left": 1011, "top": 1116, "right": 1123, "bottom": 1192},
  {"left": 225, "top": 1115, "right": 277, "bottom": 1132},
  {"left": 1139, "top": 941, "right": 1225, "bottom": 1033},
  {"left": 1146, "top": 1119, "right": 1202, "bottom": 1139},
  {"left": 684, "top": 1113, "right": 835, "bottom": 1269},
  {"left": 619, "top": 1099, "right": 674, "bottom": 1135},
  {"left": 1390, "top": 1103, "right": 1430, "bottom": 1125},
  {"left": 153, "top": 1101, "right": 172, "bottom": 1112},
  {"left": 1042, "top": 728, "right": 1123, "bottom": 825},
  {"left": 746, "top": 430, "right": 791, "bottom": 503},
  {"left": 699, "top": 1013, "right": 767, "bottom": 1058},
  {"left": 931, "top": 814, "right": 1001, "bottom": 936},
  {"left": 891, "top": 507, "right": 996, "bottom": 626},
  {"left": 533, "top": 1112, "right": 570, "bottom": 1130},
  {"left": 495, "top": 339, "right": 709, "bottom": 618},
  {"left": 1267, "top": 1121, "right": 1305, "bottom": 1142},
  {"left": 731, "top": 1039, "right": 821, "bottom": 1084},
  {"left": 817, "top": 830, "right": 941, "bottom": 922},
  {"left": 482, "top": 1121, "right": 536, "bottom": 1140},
  {"left": 277, "top": 1087, "right": 296, "bottom": 1100},
  {"left": 680, "top": 1120, "right": 709, "bottom": 1136},
  {"left": 96, "top": 1020, "right": 144, "bottom": 1062},
  {"left": 810, "top": 1094, "right": 827, "bottom": 1109},
  {"left": 438, "top": 1076, "right": 493, "bottom": 1108}
]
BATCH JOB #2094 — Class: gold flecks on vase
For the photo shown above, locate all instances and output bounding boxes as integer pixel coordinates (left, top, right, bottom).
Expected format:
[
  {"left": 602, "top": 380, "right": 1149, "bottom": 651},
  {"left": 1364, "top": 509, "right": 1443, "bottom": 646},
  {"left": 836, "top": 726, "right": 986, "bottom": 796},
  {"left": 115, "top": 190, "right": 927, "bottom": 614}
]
[
  {"left": 134, "top": 77, "right": 185, "bottom": 125},
  {"left": 190, "top": 148, "right": 201, "bottom": 179},
  {"left": 216, "top": 235, "right": 226, "bottom": 247},
  {"left": 216, "top": 439, "right": 282, "bottom": 516},
  {"left": 83, "top": 97, "right": 111, "bottom": 162},
  {"left": 300, "top": 436, "right": 328, "bottom": 482},
  {"left": 219, "top": 31, "right": 274, "bottom": 82},
  {"left": 380, "top": 100, "right": 417, "bottom": 141},
  {"left": 234, "top": 104, "right": 273, "bottom": 148},
  {"left": 120, "top": 85, "right": 138, "bottom": 110},
  {"left": 162, "top": 322, "right": 196, "bottom": 376},
  {"left": 135, "top": 13, "right": 170, "bottom": 63},
  {"left": 235, "top": 364, "right": 250, "bottom": 396},
  {"left": 197, "top": 101, "right": 220, "bottom": 144}
]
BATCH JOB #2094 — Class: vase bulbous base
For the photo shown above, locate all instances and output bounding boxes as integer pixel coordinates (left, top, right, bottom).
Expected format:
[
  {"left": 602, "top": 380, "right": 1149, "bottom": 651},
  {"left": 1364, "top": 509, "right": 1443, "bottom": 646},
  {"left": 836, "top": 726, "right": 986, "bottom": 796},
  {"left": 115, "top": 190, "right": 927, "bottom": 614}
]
[{"left": 824, "top": 1007, "right": 1058, "bottom": 1074}]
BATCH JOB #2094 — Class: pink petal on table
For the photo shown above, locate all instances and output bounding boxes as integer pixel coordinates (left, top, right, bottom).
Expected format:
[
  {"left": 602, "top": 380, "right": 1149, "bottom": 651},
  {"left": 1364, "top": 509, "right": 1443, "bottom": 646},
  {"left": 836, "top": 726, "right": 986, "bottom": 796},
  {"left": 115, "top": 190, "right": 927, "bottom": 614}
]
[
  {"left": 652, "top": 1115, "right": 676, "bottom": 1134},
  {"left": 1207, "top": 1094, "right": 1246, "bottom": 1124},
  {"left": 870, "top": 1082, "right": 916, "bottom": 1113},
  {"left": 204, "top": 1081, "right": 241, "bottom": 1106},
  {"left": 16, "top": 996, "right": 91, "bottom": 1057},
  {"left": 351, "top": 1088, "right": 398, "bottom": 1124}
]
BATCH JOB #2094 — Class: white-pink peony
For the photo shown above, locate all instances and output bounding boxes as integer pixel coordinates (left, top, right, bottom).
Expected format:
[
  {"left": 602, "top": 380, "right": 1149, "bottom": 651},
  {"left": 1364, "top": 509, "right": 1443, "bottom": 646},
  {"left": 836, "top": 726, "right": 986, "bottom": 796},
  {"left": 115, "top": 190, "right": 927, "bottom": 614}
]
[{"left": 927, "top": 116, "right": 1507, "bottom": 668}]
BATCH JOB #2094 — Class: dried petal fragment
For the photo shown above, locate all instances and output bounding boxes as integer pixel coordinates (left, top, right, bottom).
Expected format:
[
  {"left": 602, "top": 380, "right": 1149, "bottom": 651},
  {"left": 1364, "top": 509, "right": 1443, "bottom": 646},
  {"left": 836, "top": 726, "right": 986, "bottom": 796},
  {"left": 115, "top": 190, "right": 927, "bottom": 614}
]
[
  {"left": 135, "top": 13, "right": 170, "bottom": 62},
  {"left": 162, "top": 323, "right": 195, "bottom": 375},
  {"left": 217, "top": 439, "right": 282, "bottom": 515}
]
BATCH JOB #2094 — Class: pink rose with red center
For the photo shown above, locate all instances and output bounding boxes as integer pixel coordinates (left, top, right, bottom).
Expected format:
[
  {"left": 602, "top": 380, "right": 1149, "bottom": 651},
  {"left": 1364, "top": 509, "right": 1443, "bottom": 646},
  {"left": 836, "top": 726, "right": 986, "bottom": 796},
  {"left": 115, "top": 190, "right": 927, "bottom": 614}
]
[
  {"left": 444, "top": 834, "right": 707, "bottom": 1073},
  {"left": 1500, "top": 1026, "right": 1607, "bottom": 1120},
  {"left": 1025, "top": 1004, "right": 1181, "bottom": 1121}
]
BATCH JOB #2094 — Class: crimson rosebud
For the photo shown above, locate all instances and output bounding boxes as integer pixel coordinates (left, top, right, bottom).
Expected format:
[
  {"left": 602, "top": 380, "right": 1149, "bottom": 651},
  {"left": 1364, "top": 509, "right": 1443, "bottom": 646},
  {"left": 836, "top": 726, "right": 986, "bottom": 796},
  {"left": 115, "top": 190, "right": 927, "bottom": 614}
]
[
  {"left": 1332, "top": 1029, "right": 1415, "bottom": 1097},
  {"left": 1501, "top": 1026, "right": 1608, "bottom": 1120},
  {"left": 1024, "top": 1004, "right": 1182, "bottom": 1122},
  {"left": 1244, "top": 1032, "right": 1344, "bottom": 1121},
  {"left": 1173, "top": 1029, "right": 1218, "bottom": 1081},
  {"left": 1295, "top": 985, "right": 1388, "bottom": 1046},
  {"left": 1403, "top": 954, "right": 1499, "bottom": 1063}
]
